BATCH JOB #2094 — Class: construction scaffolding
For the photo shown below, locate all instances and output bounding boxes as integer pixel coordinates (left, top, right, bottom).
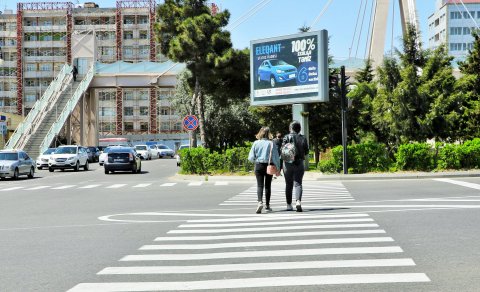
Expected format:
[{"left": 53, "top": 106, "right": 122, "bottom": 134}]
[{"left": 16, "top": 1, "right": 73, "bottom": 116}]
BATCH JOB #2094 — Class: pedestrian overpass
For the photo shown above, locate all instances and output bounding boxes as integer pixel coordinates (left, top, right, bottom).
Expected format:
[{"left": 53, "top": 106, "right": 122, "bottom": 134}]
[{"left": 4, "top": 60, "right": 184, "bottom": 159}]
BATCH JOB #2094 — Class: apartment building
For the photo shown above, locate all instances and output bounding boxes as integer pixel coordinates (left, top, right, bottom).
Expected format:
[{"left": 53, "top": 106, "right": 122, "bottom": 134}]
[
  {"left": 428, "top": 0, "right": 480, "bottom": 62},
  {"left": 0, "top": 1, "right": 185, "bottom": 140}
]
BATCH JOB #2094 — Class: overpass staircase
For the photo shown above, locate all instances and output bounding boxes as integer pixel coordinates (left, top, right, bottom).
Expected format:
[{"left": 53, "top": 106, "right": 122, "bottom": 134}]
[{"left": 5, "top": 64, "right": 95, "bottom": 159}]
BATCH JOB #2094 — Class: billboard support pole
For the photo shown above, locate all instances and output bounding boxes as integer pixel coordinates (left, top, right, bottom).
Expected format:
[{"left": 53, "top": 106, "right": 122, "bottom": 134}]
[{"left": 340, "top": 66, "right": 348, "bottom": 174}]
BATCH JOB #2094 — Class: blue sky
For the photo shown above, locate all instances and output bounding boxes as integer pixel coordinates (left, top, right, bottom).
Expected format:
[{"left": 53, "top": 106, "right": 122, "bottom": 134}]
[{"left": 4, "top": 0, "right": 435, "bottom": 60}]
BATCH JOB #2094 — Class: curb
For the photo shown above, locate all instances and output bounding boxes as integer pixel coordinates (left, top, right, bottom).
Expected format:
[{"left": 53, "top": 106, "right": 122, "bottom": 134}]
[{"left": 172, "top": 171, "right": 480, "bottom": 182}]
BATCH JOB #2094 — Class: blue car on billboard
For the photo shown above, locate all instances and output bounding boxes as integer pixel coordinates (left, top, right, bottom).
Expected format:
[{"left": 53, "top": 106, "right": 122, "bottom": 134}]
[{"left": 257, "top": 59, "right": 297, "bottom": 88}]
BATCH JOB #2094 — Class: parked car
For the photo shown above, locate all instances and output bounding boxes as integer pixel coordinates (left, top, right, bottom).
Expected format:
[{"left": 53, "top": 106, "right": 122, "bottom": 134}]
[
  {"left": 157, "top": 144, "right": 175, "bottom": 158},
  {"left": 48, "top": 145, "right": 89, "bottom": 172},
  {"left": 86, "top": 146, "right": 100, "bottom": 162},
  {"left": 149, "top": 145, "right": 160, "bottom": 159},
  {"left": 36, "top": 148, "right": 56, "bottom": 170},
  {"left": 0, "top": 149, "right": 35, "bottom": 179},
  {"left": 257, "top": 59, "right": 297, "bottom": 88},
  {"left": 175, "top": 144, "right": 191, "bottom": 167},
  {"left": 134, "top": 145, "right": 152, "bottom": 160},
  {"left": 104, "top": 147, "right": 141, "bottom": 174}
]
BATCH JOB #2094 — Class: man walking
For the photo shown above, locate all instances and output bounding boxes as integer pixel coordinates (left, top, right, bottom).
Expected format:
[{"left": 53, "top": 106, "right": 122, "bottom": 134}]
[{"left": 282, "top": 121, "right": 309, "bottom": 212}]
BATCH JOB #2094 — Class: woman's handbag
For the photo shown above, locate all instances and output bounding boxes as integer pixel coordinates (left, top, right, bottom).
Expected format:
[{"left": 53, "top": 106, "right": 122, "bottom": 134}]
[{"left": 266, "top": 141, "right": 278, "bottom": 175}]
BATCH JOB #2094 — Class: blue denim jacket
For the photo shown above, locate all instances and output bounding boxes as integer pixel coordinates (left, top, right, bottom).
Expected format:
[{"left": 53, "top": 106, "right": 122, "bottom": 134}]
[{"left": 248, "top": 139, "right": 280, "bottom": 170}]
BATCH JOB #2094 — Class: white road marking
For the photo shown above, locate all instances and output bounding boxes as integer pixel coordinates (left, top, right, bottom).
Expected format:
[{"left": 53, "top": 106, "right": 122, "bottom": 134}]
[
  {"left": 98, "top": 258, "right": 416, "bottom": 275},
  {"left": 120, "top": 246, "right": 403, "bottom": 261},
  {"left": 155, "top": 229, "right": 386, "bottom": 241},
  {"left": 214, "top": 181, "right": 229, "bottom": 186},
  {"left": 187, "top": 213, "right": 370, "bottom": 223},
  {"left": 140, "top": 237, "right": 394, "bottom": 250},
  {"left": 106, "top": 184, "right": 127, "bottom": 189},
  {"left": 169, "top": 223, "right": 379, "bottom": 234},
  {"left": 51, "top": 185, "right": 76, "bottom": 190},
  {"left": 188, "top": 181, "right": 203, "bottom": 186},
  {"left": 160, "top": 183, "right": 176, "bottom": 187},
  {"left": 24, "top": 186, "right": 51, "bottom": 190},
  {"left": 179, "top": 218, "right": 374, "bottom": 228},
  {"left": 132, "top": 183, "right": 151, "bottom": 188},
  {"left": 78, "top": 184, "right": 101, "bottom": 189},
  {"left": 1, "top": 186, "right": 25, "bottom": 191},
  {"left": 433, "top": 178, "right": 480, "bottom": 190}
]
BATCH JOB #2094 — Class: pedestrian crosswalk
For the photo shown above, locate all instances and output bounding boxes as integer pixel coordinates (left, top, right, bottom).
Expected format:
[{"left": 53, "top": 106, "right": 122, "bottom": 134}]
[
  {"left": 0, "top": 181, "right": 232, "bottom": 192},
  {"left": 67, "top": 182, "right": 430, "bottom": 291}
]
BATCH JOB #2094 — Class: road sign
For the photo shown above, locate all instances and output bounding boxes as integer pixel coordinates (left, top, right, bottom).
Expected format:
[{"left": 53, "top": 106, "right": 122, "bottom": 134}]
[{"left": 183, "top": 115, "right": 199, "bottom": 131}]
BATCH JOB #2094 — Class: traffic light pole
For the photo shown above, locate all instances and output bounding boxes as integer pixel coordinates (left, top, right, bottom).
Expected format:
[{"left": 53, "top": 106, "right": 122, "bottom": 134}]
[{"left": 340, "top": 66, "right": 348, "bottom": 174}]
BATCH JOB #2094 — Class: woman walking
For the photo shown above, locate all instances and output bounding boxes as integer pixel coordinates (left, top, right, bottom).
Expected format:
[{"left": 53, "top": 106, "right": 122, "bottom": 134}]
[{"left": 248, "top": 126, "right": 280, "bottom": 213}]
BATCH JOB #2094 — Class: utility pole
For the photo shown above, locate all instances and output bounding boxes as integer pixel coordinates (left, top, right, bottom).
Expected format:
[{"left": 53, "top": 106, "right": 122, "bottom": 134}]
[{"left": 340, "top": 66, "right": 348, "bottom": 174}]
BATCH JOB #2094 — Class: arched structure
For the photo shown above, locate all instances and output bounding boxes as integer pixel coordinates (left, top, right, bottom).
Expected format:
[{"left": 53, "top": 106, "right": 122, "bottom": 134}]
[{"left": 369, "top": 0, "right": 419, "bottom": 68}]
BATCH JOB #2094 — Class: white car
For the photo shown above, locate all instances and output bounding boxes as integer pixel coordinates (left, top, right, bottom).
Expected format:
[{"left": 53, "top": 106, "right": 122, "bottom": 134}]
[
  {"left": 157, "top": 144, "right": 175, "bottom": 158},
  {"left": 48, "top": 145, "right": 89, "bottom": 172},
  {"left": 134, "top": 145, "right": 152, "bottom": 160},
  {"left": 149, "top": 145, "right": 160, "bottom": 159},
  {"left": 36, "top": 148, "right": 56, "bottom": 170},
  {"left": 99, "top": 146, "right": 112, "bottom": 166}
]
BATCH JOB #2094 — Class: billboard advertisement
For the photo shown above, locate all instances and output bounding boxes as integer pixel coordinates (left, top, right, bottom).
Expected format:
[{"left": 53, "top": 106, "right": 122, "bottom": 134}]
[{"left": 250, "top": 30, "right": 328, "bottom": 106}]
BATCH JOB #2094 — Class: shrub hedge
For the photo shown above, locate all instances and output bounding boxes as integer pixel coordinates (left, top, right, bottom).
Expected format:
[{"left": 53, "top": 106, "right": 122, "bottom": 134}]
[{"left": 179, "top": 139, "right": 480, "bottom": 175}]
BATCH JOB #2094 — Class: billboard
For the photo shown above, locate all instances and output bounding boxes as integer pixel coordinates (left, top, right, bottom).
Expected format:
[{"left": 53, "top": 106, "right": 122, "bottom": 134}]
[{"left": 250, "top": 30, "right": 328, "bottom": 106}]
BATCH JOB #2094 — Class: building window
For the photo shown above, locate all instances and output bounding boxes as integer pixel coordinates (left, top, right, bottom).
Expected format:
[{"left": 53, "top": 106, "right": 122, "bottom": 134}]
[
  {"left": 161, "top": 121, "right": 170, "bottom": 131},
  {"left": 463, "top": 27, "right": 471, "bottom": 35},
  {"left": 138, "top": 16, "right": 148, "bottom": 24},
  {"left": 139, "top": 91, "right": 148, "bottom": 100},
  {"left": 450, "top": 27, "right": 462, "bottom": 35},
  {"left": 124, "top": 107, "right": 133, "bottom": 116},
  {"left": 140, "top": 122, "right": 149, "bottom": 131},
  {"left": 139, "top": 45, "right": 149, "bottom": 55},
  {"left": 160, "top": 107, "right": 169, "bottom": 115},
  {"left": 124, "top": 91, "right": 134, "bottom": 100},
  {"left": 99, "top": 91, "right": 115, "bottom": 101},
  {"left": 26, "top": 63, "right": 36, "bottom": 71},
  {"left": 100, "top": 107, "right": 115, "bottom": 117},
  {"left": 123, "top": 47, "right": 133, "bottom": 56},
  {"left": 139, "top": 30, "right": 148, "bottom": 39},
  {"left": 124, "top": 31, "right": 133, "bottom": 40},
  {"left": 124, "top": 122, "right": 134, "bottom": 131},
  {"left": 101, "top": 47, "right": 114, "bottom": 56},
  {"left": 25, "top": 94, "right": 36, "bottom": 102},
  {"left": 40, "top": 63, "right": 52, "bottom": 71},
  {"left": 100, "top": 122, "right": 115, "bottom": 132},
  {"left": 139, "top": 106, "right": 149, "bottom": 116},
  {"left": 26, "top": 80, "right": 36, "bottom": 87},
  {"left": 173, "top": 122, "right": 182, "bottom": 131}
]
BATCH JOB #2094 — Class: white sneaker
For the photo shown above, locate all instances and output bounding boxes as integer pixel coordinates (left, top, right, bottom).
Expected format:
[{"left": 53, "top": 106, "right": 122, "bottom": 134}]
[
  {"left": 256, "top": 201, "right": 263, "bottom": 214},
  {"left": 286, "top": 204, "right": 293, "bottom": 211},
  {"left": 296, "top": 200, "right": 302, "bottom": 212}
]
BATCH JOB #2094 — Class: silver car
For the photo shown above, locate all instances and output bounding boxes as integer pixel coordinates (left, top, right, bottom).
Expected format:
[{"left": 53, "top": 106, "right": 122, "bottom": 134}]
[{"left": 0, "top": 150, "right": 35, "bottom": 179}]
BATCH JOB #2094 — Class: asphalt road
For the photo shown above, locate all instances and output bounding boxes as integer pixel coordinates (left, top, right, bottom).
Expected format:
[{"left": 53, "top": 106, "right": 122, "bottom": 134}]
[{"left": 1, "top": 158, "right": 480, "bottom": 292}]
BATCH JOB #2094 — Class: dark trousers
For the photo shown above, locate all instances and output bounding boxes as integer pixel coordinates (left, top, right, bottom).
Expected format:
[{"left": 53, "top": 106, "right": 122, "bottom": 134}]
[
  {"left": 254, "top": 163, "right": 273, "bottom": 205},
  {"left": 283, "top": 160, "right": 305, "bottom": 204}
]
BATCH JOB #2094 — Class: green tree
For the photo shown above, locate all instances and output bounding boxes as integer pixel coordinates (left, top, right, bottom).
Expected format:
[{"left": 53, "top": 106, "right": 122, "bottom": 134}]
[
  {"left": 155, "top": 0, "right": 233, "bottom": 147},
  {"left": 418, "top": 44, "right": 458, "bottom": 141},
  {"left": 456, "top": 29, "right": 480, "bottom": 139},
  {"left": 347, "top": 59, "right": 379, "bottom": 143}
]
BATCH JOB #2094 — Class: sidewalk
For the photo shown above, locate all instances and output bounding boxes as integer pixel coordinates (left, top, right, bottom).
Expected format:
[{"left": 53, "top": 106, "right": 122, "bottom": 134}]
[{"left": 173, "top": 170, "right": 480, "bottom": 182}]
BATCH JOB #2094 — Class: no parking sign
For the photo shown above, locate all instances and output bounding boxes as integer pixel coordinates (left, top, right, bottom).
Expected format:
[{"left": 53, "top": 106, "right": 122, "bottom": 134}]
[{"left": 183, "top": 115, "right": 199, "bottom": 131}]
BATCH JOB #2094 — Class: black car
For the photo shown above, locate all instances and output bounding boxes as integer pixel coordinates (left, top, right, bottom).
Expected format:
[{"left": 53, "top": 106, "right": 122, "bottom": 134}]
[
  {"left": 86, "top": 146, "right": 100, "bottom": 162},
  {"left": 104, "top": 147, "right": 141, "bottom": 174}
]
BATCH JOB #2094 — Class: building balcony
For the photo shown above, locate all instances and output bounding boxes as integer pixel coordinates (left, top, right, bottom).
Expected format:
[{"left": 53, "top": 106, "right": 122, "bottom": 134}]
[
  {"left": 0, "top": 106, "right": 18, "bottom": 113},
  {"left": 0, "top": 31, "right": 16, "bottom": 38},
  {"left": 122, "top": 23, "right": 149, "bottom": 30},
  {"left": 74, "top": 24, "right": 115, "bottom": 31},
  {"left": 24, "top": 56, "right": 64, "bottom": 62},
  {"left": 22, "top": 25, "right": 67, "bottom": 32},
  {"left": 24, "top": 71, "right": 56, "bottom": 78},
  {"left": 123, "top": 39, "right": 149, "bottom": 46},
  {"left": 23, "top": 41, "right": 66, "bottom": 48},
  {"left": 0, "top": 61, "right": 16, "bottom": 67},
  {"left": 0, "top": 91, "right": 16, "bottom": 98}
]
